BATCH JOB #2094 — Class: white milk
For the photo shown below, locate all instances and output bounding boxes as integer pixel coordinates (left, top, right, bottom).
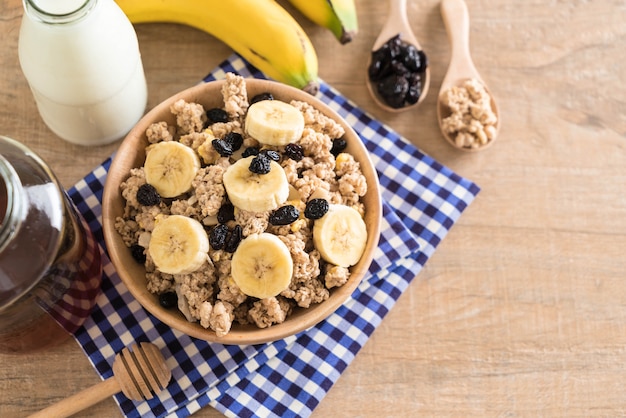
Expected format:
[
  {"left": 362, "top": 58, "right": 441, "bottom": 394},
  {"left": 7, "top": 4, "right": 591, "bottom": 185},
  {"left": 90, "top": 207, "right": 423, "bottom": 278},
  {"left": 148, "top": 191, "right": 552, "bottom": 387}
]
[{"left": 18, "top": 0, "right": 148, "bottom": 146}]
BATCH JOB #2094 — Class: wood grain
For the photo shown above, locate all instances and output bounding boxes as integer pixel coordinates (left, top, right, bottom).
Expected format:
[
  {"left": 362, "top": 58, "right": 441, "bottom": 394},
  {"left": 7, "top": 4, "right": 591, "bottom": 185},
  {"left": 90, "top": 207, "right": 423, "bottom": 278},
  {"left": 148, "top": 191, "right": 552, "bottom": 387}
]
[{"left": 1, "top": 0, "right": 625, "bottom": 416}]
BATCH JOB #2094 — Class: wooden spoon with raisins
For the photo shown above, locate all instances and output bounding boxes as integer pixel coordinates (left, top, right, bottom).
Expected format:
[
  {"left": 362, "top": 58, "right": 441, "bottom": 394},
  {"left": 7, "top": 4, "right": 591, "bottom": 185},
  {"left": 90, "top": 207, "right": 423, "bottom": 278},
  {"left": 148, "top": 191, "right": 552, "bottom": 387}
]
[{"left": 366, "top": 0, "right": 431, "bottom": 112}]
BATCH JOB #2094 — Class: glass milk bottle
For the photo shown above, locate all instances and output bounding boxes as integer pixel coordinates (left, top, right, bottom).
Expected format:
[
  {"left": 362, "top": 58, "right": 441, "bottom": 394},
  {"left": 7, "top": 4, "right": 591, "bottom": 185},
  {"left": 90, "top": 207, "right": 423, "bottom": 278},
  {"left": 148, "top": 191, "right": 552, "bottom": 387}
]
[
  {"left": 0, "top": 136, "right": 102, "bottom": 353},
  {"left": 18, "top": 0, "right": 148, "bottom": 146}
]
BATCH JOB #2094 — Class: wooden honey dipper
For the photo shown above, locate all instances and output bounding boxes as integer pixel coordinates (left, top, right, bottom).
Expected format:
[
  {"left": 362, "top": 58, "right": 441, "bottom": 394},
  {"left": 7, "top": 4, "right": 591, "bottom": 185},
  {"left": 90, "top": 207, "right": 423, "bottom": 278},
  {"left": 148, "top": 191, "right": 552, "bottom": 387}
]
[{"left": 28, "top": 342, "right": 171, "bottom": 418}]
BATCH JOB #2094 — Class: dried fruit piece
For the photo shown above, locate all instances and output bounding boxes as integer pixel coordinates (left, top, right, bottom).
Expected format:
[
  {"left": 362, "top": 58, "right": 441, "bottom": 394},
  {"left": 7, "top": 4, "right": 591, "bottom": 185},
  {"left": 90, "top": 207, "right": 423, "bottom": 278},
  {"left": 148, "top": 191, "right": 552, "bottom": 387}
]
[
  {"left": 330, "top": 138, "right": 347, "bottom": 156},
  {"left": 223, "top": 132, "right": 244, "bottom": 151},
  {"left": 217, "top": 202, "right": 235, "bottom": 224},
  {"left": 242, "top": 146, "right": 259, "bottom": 158},
  {"left": 269, "top": 205, "right": 300, "bottom": 225},
  {"left": 377, "top": 74, "right": 409, "bottom": 109},
  {"left": 262, "top": 150, "right": 281, "bottom": 162},
  {"left": 250, "top": 92, "right": 274, "bottom": 104},
  {"left": 130, "top": 244, "right": 146, "bottom": 264},
  {"left": 284, "top": 143, "right": 304, "bottom": 161},
  {"left": 209, "top": 224, "right": 229, "bottom": 250},
  {"left": 212, "top": 138, "right": 233, "bottom": 157},
  {"left": 224, "top": 225, "right": 243, "bottom": 253},
  {"left": 159, "top": 292, "right": 178, "bottom": 309},
  {"left": 136, "top": 183, "right": 161, "bottom": 206},
  {"left": 206, "top": 108, "right": 229, "bottom": 124},
  {"left": 249, "top": 154, "right": 271, "bottom": 174},
  {"left": 304, "top": 198, "right": 329, "bottom": 220}
]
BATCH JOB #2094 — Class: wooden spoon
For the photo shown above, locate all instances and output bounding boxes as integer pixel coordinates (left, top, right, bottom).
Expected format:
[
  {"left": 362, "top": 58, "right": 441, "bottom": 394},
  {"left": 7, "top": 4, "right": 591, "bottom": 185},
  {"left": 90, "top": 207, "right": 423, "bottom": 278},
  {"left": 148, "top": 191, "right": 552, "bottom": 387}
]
[
  {"left": 437, "top": 0, "right": 500, "bottom": 151},
  {"left": 28, "top": 343, "right": 171, "bottom": 418},
  {"left": 366, "top": 0, "right": 431, "bottom": 112}
]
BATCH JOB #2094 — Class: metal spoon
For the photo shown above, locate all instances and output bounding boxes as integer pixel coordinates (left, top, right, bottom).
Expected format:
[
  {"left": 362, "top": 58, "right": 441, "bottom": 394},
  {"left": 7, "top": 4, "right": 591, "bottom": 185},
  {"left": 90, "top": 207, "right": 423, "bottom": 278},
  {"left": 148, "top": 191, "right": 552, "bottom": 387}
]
[
  {"left": 366, "top": 0, "right": 430, "bottom": 112},
  {"left": 437, "top": 0, "right": 500, "bottom": 151},
  {"left": 28, "top": 343, "right": 171, "bottom": 418}
]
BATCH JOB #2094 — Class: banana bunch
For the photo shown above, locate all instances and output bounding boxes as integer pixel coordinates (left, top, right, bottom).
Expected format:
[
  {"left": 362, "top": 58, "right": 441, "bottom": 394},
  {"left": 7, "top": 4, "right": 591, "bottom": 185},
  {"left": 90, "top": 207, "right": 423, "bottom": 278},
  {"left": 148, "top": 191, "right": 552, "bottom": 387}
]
[
  {"left": 115, "top": 0, "right": 320, "bottom": 94},
  {"left": 286, "top": 0, "right": 359, "bottom": 44}
]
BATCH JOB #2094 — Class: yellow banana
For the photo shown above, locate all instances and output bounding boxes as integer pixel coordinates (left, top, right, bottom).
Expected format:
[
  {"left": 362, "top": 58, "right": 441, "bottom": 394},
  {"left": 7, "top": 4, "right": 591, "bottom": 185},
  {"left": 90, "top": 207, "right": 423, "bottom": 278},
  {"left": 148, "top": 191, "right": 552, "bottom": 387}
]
[
  {"left": 286, "top": 0, "right": 358, "bottom": 44},
  {"left": 115, "top": 0, "right": 319, "bottom": 94}
]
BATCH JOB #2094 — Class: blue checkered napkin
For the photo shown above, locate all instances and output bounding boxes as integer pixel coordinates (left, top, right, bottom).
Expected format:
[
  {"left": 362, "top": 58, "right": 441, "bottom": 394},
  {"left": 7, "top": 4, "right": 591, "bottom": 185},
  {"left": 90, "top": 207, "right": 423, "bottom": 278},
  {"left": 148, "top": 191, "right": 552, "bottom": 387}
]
[
  {"left": 68, "top": 54, "right": 479, "bottom": 418},
  {"left": 70, "top": 172, "right": 418, "bottom": 418}
]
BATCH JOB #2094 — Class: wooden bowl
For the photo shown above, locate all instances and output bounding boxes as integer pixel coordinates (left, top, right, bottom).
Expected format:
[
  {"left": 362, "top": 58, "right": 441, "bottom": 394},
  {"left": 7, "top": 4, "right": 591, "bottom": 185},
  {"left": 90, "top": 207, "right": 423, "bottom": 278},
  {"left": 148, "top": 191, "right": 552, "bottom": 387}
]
[{"left": 102, "top": 78, "right": 382, "bottom": 345}]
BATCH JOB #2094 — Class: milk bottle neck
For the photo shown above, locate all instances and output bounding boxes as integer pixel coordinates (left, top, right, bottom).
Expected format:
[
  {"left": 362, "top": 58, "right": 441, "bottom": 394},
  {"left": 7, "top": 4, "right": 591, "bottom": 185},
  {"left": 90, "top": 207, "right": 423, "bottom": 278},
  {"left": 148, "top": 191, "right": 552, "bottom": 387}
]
[{"left": 23, "top": 0, "right": 96, "bottom": 24}]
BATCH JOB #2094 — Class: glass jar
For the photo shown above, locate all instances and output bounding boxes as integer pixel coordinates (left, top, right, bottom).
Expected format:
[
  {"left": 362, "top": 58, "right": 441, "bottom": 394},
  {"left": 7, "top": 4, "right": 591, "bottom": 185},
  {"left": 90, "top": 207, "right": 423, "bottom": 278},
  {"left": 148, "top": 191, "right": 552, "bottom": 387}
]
[
  {"left": 18, "top": 0, "right": 148, "bottom": 146},
  {"left": 0, "top": 136, "right": 102, "bottom": 353}
]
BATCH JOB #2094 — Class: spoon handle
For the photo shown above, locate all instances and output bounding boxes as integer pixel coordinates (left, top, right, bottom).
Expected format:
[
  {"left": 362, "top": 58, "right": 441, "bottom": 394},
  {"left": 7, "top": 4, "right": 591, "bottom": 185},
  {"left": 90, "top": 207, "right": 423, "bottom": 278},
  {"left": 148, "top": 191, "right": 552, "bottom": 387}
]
[
  {"left": 27, "top": 377, "right": 120, "bottom": 418},
  {"left": 440, "top": 0, "right": 479, "bottom": 82},
  {"left": 374, "top": 0, "right": 418, "bottom": 50},
  {"left": 389, "top": 0, "right": 409, "bottom": 32}
]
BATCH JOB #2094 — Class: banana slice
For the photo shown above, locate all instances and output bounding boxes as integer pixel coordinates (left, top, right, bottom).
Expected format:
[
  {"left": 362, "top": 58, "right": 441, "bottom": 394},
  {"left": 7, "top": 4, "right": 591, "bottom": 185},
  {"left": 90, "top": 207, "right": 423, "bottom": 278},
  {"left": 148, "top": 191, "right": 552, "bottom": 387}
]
[
  {"left": 148, "top": 215, "right": 209, "bottom": 274},
  {"left": 245, "top": 100, "right": 305, "bottom": 146},
  {"left": 231, "top": 233, "right": 293, "bottom": 299},
  {"left": 144, "top": 141, "right": 201, "bottom": 198},
  {"left": 223, "top": 156, "right": 289, "bottom": 212},
  {"left": 313, "top": 204, "right": 368, "bottom": 267}
]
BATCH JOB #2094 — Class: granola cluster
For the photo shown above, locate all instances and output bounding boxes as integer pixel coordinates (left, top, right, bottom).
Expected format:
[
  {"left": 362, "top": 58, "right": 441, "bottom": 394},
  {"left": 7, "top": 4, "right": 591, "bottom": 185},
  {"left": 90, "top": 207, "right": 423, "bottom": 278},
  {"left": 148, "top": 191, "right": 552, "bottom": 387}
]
[{"left": 440, "top": 78, "right": 498, "bottom": 149}]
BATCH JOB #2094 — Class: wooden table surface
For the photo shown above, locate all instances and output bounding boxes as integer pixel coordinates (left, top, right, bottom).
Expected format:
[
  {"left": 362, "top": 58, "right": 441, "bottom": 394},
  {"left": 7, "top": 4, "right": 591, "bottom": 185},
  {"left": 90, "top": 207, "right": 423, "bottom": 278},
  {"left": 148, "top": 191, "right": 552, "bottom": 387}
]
[{"left": 2, "top": 0, "right": 625, "bottom": 416}]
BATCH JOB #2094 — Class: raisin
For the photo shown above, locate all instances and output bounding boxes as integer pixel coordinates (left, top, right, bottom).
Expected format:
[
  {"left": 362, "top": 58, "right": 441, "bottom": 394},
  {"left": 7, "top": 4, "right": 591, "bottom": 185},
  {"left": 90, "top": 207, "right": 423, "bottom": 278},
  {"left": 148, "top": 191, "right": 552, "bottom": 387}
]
[
  {"left": 284, "top": 143, "right": 304, "bottom": 161},
  {"left": 130, "top": 244, "right": 146, "bottom": 264},
  {"left": 242, "top": 146, "right": 259, "bottom": 158},
  {"left": 249, "top": 154, "right": 271, "bottom": 174},
  {"left": 388, "top": 34, "right": 403, "bottom": 57},
  {"left": 269, "top": 205, "right": 300, "bottom": 225},
  {"left": 406, "top": 73, "right": 423, "bottom": 105},
  {"left": 136, "top": 183, "right": 161, "bottom": 206},
  {"left": 330, "top": 138, "right": 347, "bottom": 156},
  {"left": 304, "top": 198, "right": 329, "bottom": 220},
  {"left": 159, "top": 292, "right": 178, "bottom": 309},
  {"left": 391, "top": 61, "right": 409, "bottom": 77},
  {"left": 369, "top": 44, "right": 393, "bottom": 81},
  {"left": 261, "top": 149, "right": 280, "bottom": 162},
  {"left": 415, "top": 49, "right": 428, "bottom": 73},
  {"left": 368, "top": 54, "right": 387, "bottom": 81},
  {"left": 401, "top": 44, "right": 421, "bottom": 72},
  {"left": 212, "top": 138, "right": 233, "bottom": 157},
  {"left": 223, "top": 132, "right": 243, "bottom": 151},
  {"left": 224, "top": 225, "right": 242, "bottom": 252},
  {"left": 206, "top": 108, "right": 229, "bottom": 124},
  {"left": 250, "top": 92, "right": 274, "bottom": 104},
  {"left": 217, "top": 202, "right": 235, "bottom": 224},
  {"left": 209, "top": 224, "right": 229, "bottom": 250},
  {"left": 377, "top": 74, "right": 409, "bottom": 109}
]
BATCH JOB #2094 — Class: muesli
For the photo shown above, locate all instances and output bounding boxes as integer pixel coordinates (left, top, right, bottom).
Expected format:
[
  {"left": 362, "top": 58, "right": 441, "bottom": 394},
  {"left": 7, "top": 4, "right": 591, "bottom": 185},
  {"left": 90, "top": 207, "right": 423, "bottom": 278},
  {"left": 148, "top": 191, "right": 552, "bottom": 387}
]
[
  {"left": 114, "top": 73, "right": 368, "bottom": 337},
  {"left": 440, "top": 78, "right": 498, "bottom": 149}
]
